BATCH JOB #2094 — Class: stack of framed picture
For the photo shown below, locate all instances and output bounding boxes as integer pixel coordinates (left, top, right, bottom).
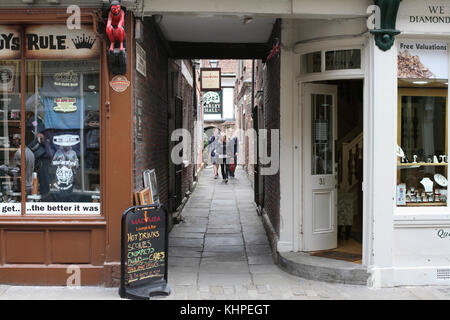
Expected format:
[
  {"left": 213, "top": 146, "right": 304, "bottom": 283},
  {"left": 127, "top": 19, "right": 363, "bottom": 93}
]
[{"left": 134, "top": 169, "right": 159, "bottom": 205}]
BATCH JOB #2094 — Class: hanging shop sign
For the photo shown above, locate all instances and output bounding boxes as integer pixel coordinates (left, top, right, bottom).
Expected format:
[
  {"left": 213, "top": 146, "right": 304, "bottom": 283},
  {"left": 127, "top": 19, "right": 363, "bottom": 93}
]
[
  {"left": 24, "top": 25, "right": 100, "bottom": 59},
  {"left": 202, "top": 91, "right": 222, "bottom": 114},
  {"left": 397, "top": 0, "right": 450, "bottom": 34},
  {"left": 397, "top": 40, "right": 448, "bottom": 79},
  {"left": 120, "top": 204, "right": 171, "bottom": 299},
  {"left": 110, "top": 75, "right": 130, "bottom": 92},
  {"left": 0, "top": 26, "right": 21, "bottom": 59},
  {"left": 200, "top": 68, "right": 221, "bottom": 91}
]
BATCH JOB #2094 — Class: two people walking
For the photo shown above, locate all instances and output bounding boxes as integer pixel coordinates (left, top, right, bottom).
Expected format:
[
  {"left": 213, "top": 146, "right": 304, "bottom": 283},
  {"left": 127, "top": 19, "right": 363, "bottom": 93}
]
[{"left": 208, "top": 129, "right": 238, "bottom": 183}]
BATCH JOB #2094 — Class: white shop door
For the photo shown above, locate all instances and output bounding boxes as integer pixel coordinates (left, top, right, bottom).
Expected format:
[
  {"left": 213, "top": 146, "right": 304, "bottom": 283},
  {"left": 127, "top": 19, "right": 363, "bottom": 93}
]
[{"left": 303, "top": 83, "right": 337, "bottom": 251}]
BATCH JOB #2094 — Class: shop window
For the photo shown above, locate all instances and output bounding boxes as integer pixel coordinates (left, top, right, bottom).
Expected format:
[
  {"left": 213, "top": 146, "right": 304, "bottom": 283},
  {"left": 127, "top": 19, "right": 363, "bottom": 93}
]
[
  {"left": 325, "top": 49, "right": 361, "bottom": 71},
  {"left": 0, "top": 61, "right": 22, "bottom": 213},
  {"left": 25, "top": 60, "right": 100, "bottom": 214},
  {"left": 301, "top": 52, "right": 321, "bottom": 74},
  {"left": 397, "top": 86, "right": 448, "bottom": 207},
  {"left": 0, "top": 25, "right": 101, "bottom": 216}
]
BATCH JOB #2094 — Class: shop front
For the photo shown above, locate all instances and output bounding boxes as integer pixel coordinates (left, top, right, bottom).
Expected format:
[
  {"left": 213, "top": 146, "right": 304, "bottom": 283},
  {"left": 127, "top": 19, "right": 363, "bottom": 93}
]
[
  {"left": 384, "top": 0, "right": 450, "bottom": 286},
  {"left": 0, "top": 8, "right": 134, "bottom": 285},
  {"left": 276, "top": 0, "right": 450, "bottom": 287}
]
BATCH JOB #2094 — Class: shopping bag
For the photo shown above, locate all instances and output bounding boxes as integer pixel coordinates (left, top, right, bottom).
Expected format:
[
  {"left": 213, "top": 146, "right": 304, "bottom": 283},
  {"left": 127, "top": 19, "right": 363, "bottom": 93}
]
[{"left": 230, "top": 158, "right": 235, "bottom": 173}]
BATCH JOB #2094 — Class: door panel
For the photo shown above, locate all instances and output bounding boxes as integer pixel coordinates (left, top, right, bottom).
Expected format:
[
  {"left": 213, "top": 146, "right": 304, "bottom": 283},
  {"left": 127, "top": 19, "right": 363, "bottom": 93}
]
[
  {"left": 303, "top": 83, "right": 337, "bottom": 252},
  {"left": 313, "top": 191, "right": 333, "bottom": 232}
]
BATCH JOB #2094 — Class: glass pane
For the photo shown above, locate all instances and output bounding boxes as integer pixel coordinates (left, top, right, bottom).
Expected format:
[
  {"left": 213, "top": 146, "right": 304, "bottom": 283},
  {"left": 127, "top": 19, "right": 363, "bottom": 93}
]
[
  {"left": 312, "top": 94, "right": 333, "bottom": 175},
  {"left": 25, "top": 60, "right": 100, "bottom": 215},
  {"left": 325, "top": 49, "right": 361, "bottom": 71},
  {"left": 0, "top": 60, "right": 22, "bottom": 210},
  {"left": 301, "top": 52, "right": 321, "bottom": 74},
  {"left": 397, "top": 94, "right": 447, "bottom": 207}
]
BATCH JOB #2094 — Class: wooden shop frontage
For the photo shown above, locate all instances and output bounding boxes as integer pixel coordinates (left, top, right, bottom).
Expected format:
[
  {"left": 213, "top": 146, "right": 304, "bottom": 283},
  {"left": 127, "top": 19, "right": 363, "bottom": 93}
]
[{"left": 0, "top": 7, "right": 136, "bottom": 285}]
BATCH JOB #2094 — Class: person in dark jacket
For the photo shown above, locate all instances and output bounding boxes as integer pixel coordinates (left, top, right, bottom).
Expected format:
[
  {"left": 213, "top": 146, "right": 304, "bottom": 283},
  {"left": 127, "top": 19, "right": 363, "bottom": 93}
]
[{"left": 227, "top": 136, "right": 238, "bottom": 178}]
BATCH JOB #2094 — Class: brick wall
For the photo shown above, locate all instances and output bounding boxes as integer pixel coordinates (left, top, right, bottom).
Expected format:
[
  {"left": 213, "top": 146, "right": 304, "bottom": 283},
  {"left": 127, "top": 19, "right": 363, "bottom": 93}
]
[
  {"left": 261, "top": 20, "right": 281, "bottom": 235},
  {"left": 133, "top": 18, "right": 170, "bottom": 209}
]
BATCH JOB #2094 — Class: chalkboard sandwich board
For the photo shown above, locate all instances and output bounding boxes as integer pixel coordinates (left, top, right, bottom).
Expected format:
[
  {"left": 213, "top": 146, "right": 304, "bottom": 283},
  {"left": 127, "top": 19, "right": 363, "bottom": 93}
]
[{"left": 119, "top": 204, "right": 171, "bottom": 299}]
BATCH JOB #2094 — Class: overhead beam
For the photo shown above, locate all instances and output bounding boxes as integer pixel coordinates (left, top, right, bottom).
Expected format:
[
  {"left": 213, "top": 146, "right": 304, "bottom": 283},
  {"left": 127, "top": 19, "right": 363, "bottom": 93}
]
[
  {"left": 168, "top": 42, "right": 269, "bottom": 59},
  {"left": 143, "top": 0, "right": 372, "bottom": 18}
]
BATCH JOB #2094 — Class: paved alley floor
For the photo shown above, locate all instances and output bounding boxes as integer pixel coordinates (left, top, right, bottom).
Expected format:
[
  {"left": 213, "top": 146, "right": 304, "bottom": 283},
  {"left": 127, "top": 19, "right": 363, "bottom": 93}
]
[{"left": 1, "top": 166, "right": 450, "bottom": 300}]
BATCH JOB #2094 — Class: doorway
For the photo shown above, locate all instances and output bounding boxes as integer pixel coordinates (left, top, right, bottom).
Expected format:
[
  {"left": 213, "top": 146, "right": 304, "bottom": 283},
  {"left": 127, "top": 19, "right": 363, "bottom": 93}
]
[{"left": 303, "top": 79, "right": 364, "bottom": 264}]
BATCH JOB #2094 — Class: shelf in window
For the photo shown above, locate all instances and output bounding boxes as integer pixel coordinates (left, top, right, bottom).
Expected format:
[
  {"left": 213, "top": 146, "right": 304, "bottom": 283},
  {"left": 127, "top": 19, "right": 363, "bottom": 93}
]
[
  {"left": 397, "top": 162, "right": 448, "bottom": 167},
  {"left": 401, "top": 202, "right": 447, "bottom": 207},
  {"left": 0, "top": 120, "right": 20, "bottom": 127},
  {"left": 0, "top": 147, "right": 19, "bottom": 151}
]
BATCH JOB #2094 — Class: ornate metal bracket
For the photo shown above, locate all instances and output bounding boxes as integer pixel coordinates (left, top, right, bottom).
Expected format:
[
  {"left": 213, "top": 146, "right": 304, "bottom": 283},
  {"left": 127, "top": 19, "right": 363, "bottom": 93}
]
[{"left": 370, "top": 0, "right": 402, "bottom": 51}]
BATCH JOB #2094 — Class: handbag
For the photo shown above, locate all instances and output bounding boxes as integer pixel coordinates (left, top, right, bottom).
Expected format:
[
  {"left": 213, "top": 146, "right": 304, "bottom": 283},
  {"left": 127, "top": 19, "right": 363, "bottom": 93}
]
[
  {"left": 28, "top": 138, "right": 46, "bottom": 159},
  {"left": 230, "top": 158, "right": 235, "bottom": 173}
]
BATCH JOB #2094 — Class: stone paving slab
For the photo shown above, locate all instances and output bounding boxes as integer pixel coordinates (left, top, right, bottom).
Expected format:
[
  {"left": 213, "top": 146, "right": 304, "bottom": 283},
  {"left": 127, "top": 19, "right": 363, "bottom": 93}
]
[
  {"left": 198, "top": 273, "right": 253, "bottom": 286},
  {"left": 204, "top": 236, "right": 243, "bottom": 247},
  {"left": 203, "top": 245, "right": 246, "bottom": 253},
  {"left": 170, "top": 226, "right": 207, "bottom": 233},
  {"left": 199, "top": 261, "right": 250, "bottom": 274},
  {"left": 169, "top": 232, "right": 205, "bottom": 239},
  {"left": 246, "top": 244, "right": 273, "bottom": 256},
  {"left": 247, "top": 254, "right": 276, "bottom": 265},
  {"left": 206, "top": 227, "right": 242, "bottom": 234},
  {"left": 201, "top": 251, "right": 247, "bottom": 261},
  {"left": 169, "top": 257, "right": 201, "bottom": 267},
  {"left": 168, "top": 247, "right": 203, "bottom": 258},
  {"left": 169, "top": 237, "right": 204, "bottom": 248}
]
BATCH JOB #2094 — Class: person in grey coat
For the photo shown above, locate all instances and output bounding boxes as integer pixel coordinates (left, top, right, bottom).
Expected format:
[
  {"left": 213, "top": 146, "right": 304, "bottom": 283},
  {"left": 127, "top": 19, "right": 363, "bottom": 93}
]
[
  {"left": 215, "top": 134, "right": 234, "bottom": 183},
  {"left": 208, "top": 128, "right": 220, "bottom": 179}
]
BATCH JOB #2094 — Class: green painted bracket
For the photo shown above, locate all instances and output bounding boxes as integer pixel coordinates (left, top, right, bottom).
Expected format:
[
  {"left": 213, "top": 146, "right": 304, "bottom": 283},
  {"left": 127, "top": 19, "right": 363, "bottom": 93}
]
[{"left": 370, "top": 0, "right": 402, "bottom": 51}]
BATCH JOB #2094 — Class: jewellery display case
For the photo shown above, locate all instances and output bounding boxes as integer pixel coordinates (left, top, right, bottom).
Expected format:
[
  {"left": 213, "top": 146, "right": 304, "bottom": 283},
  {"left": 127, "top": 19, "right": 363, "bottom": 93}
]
[{"left": 397, "top": 87, "right": 448, "bottom": 207}]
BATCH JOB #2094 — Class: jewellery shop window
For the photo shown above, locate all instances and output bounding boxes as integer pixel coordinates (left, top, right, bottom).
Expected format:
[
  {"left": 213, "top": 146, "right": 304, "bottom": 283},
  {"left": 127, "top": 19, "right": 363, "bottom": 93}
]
[
  {"left": 24, "top": 60, "right": 101, "bottom": 215},
  {"left": 396, "top": 86, "right": 448, "bottom": 207}
]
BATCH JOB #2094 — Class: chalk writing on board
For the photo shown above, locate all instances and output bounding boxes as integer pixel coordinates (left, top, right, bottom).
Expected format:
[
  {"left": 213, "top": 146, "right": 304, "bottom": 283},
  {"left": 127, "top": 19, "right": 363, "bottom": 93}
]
[{"left": 125, "top": 208, "right": 166, "bottom": 285}]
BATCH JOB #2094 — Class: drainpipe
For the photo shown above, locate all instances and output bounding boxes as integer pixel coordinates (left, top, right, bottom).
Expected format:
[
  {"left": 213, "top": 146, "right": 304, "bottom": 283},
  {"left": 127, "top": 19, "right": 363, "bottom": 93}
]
[{"left": 192, "top": 60, "right": 198, "bottom": 182}]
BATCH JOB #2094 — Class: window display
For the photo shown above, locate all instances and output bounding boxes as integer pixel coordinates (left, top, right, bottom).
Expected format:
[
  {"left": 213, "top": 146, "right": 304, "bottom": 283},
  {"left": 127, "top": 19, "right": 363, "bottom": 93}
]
[
  {"left": 0, "top": 60, "right": 22, "bottom": 213},
  {"left": 25, "top": 60, "right": 100, "bottom": 213},
  {"left": 397, "top": 87, "right": 448, "bottom": 207}
]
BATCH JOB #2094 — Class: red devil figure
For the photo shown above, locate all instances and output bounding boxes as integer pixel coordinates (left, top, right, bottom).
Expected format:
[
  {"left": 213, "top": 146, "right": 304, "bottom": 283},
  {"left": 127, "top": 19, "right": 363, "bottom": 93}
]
[{"left": 106, "top": 0, "right": 125, "bottom": 52}]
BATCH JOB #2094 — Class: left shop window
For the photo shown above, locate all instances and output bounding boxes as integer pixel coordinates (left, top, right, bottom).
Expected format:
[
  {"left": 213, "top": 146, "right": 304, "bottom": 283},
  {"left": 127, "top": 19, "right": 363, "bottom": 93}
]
[
  {"left": 0, "top": 61, "right": 22, "bottom": 213},
  {"left": 25, "top": 60, "right": 101, "bottom": 214}
]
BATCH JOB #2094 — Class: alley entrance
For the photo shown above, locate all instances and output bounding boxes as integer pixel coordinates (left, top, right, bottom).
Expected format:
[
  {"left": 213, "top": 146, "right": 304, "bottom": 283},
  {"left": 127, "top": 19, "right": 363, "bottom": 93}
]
[{"left": 168, "top": 167, "right": 287, "bottom": 292}]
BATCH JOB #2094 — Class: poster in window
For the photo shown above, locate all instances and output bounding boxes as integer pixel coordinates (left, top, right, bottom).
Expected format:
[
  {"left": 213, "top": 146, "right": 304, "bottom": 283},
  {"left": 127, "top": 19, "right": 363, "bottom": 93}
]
[
  {"left": 0, "top": 65, "right": 15, "bottom": 92},
  {"left": 397, "top": 40, "right": 448, "bottom": 79}
]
